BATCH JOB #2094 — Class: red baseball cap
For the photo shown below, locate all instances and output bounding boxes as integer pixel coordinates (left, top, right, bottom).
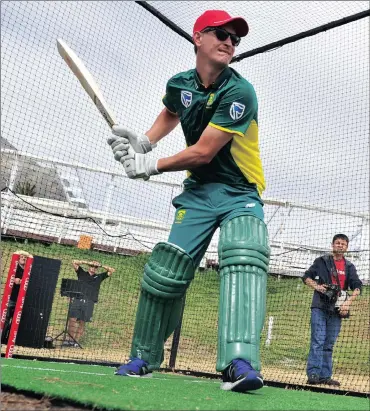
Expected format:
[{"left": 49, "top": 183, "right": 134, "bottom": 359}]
[{"left": 193, "top": 10, "right": 249, "bottom": 37}]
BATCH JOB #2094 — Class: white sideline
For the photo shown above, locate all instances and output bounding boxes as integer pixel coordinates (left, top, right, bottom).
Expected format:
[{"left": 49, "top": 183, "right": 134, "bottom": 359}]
[{"left": 1, "top": 364, "right": 220, "bottom": 384}]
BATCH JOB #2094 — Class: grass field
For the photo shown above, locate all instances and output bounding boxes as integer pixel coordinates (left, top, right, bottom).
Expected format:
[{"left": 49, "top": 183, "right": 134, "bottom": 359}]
[
  {"left": 2, "top": 358, "right": 369, "bottom": 411},
  {"left": 1, "top": 239, "right": 369, "bottom": 394}
]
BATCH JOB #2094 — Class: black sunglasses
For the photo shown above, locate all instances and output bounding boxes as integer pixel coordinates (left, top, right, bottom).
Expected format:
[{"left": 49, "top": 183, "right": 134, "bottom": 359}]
[{"left": 201, "top": 27, "right": 241, "bottom": 47}]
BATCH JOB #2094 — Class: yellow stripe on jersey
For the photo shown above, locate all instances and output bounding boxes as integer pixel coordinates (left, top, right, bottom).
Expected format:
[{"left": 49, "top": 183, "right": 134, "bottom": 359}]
[
  {"left": 230, "top": 120, "right": 266, "bottom": 196},
  {"left": 209, "top": 121, "right": 266, "bottom": 195},
  {"left": 209, "top": 122, "right": 244, "bottom": 138}
]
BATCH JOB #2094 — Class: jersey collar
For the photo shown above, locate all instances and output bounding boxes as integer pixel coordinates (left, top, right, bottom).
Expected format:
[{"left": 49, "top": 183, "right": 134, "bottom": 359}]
[{"left": 194, "top": 67, "right": 232, "bottom": 90}]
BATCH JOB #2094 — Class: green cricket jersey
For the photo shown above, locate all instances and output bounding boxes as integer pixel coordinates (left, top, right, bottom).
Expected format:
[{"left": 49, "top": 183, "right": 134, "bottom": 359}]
[{"left": 162, "top": 67, "right": 266, "bottom": 196}]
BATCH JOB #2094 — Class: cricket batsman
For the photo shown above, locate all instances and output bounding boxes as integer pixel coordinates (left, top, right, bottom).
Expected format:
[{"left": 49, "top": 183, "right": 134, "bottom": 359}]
[{"left": 108, "top": 9, "right": 270, "bottom": 393}]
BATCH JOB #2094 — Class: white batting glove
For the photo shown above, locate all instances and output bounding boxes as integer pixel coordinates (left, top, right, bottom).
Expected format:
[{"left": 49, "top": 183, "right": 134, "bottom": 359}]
[
  {"left": 122, "top": 147, "right": 161, "bottom": 180},
  {"left": 107, "top": 135, "right": 130, "bottom": 162},
  {"left": 112, "top": 125, "right": 156, "bottom": 154}
]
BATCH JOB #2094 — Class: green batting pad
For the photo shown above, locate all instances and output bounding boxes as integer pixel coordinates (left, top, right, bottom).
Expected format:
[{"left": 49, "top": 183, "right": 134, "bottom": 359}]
[
  {"left": 131, "top": 242, "right": 195, "bottom": 369},
  {"left": 216, "top": 216, "right": 270, "bottom": 372}
]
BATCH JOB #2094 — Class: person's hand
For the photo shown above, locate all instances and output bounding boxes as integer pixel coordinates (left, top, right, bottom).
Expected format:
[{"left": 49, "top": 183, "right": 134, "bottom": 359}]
[
  {"left": 112, "top": 125, "right": 156, "bottom": 154},
  {"left": 339, "top": 301, "right": 350, "bottom": 317},
  {"left": 107, "top": 135, "right": 130, "bottom": 163},
  {"left": 122, "top": 147, "right": 161, "bottom": 180},
  {"left": 315, "top": 284, "right": 327, "bottom": 294},
  {"left": 14, "top": 278, "right": 21, "bottom": 285},
  {"left": 107, "top": 125, "right": 156, "bottom": 162}
]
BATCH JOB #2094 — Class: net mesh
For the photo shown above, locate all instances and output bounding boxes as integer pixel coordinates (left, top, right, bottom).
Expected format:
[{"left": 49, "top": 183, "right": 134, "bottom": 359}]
[{"left": 1, "top": 1, "right": 369, "bottom": 393}]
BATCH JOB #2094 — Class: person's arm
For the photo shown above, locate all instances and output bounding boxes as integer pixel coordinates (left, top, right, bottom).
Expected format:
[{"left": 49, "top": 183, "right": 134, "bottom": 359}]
[
  {"left": 109, "top": 108, "right": 179, "bottom": 157},
  {"left": 101, "top": 265, "right": 115, "bottom": 276},
  {"left": 338, "top": 288, "right": 360, "bottom": 317},
  {"left": 347, "top": 288, "right": 361, "bottom": 302},
  {"left": 339, "top": 265, "right": 363, "bottom": 316},
  {"left": 72, "top": 260, "right": 89, "bottom": 272},
  {"left": 304, "top": 277, "right": 327, "bottom": 294},
  {"left": 145, "top": 108, "right": 180, "bottom": 144},
  {"left": 302, "top": 258, "right": 327, "bottom": 293},
  {"left": 122, "top": 126, "right": 234, "bottom": 179},
  {"left": 157, "top": 126, "right": 234, "bottom": 172}
]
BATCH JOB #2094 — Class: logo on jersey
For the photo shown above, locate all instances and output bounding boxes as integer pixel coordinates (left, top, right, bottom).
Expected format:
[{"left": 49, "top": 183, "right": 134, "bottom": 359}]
[
  {"left": 230, "top": 102, "right": 245, "bottom": 120},
  {"left": 206, "top": 93, "right": 215, "bottom": 108},
  {"left": 181, "top": 91, "right": 192, "bottom": 108},
  {"left": 175, "top": 209, "right": 186, "bottom": 223}
]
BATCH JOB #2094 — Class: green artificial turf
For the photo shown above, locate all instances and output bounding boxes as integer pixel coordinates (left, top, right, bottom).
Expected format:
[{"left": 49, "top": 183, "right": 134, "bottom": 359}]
[
  {"left": 1, "top": 359, "right": 369, "bottom": 411},
  {"left": 1, "top": 240, "right": 369, "bottom": 379}
]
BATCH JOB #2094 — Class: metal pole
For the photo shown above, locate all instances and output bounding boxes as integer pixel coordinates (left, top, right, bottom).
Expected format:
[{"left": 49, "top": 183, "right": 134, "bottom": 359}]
[
  {"left": 57, "top": 213, "right": 68, "bottom": 244},
  {"left": 2, "top": 153, "right": 19, "bottom": 234},
  {"left": 100, "top": 175, "right": 115, "bottom": 243}
]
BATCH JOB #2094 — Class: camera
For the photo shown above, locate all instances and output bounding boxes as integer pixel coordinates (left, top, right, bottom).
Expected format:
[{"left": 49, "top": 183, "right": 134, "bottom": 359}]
[{"left": 323, "top": 284, "right": 341, "bottom": 303}]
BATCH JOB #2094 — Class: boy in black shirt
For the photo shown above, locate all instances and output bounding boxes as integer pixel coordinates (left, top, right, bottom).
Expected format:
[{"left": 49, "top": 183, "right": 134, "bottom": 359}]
[{"left": 63, "top": 260, "right": 115, "bottom": 347}]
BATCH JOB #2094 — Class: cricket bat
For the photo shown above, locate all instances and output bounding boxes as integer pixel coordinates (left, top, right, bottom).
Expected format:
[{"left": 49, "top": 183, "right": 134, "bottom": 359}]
[{"left": 57, "top": 38, "right": 117, "bottom": 128}]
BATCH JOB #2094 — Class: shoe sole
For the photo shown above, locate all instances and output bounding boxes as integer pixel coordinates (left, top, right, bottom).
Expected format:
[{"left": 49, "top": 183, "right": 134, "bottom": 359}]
[
  {"left": 221, "top": 376, "right": 264, "bottom": 392},
  {"left": 114, "top": 372, "right": 153, "bottom": 378}
]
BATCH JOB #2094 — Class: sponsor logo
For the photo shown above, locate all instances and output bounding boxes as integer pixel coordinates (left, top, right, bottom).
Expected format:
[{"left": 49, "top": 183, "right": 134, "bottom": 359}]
[
  {"left": 9, "top": 276, "right": 14, "bottom": 288},
  {"left": 181, "top": 90, "right": 192, "bottom": 108},
  {"left": 230, "top": 102, "right": 245, "bottom": 120},
  {"left": 7, "top": 344, "right": 15, "bottom": 357},
  {"left": 245, "top": 203, "right": 256, "bottom": 208},
  {"left": 23, "top": 277, "right": 29, "bottom": 290},
  {"left": 1, "top": 310, "right": 7, "bottom": 324},
  {"left": 16, "top": 310, "right": 22, "bottom": 324},
  {"left": 175, "top": 209, "right": 186, "bottom": 223},
  {"left": 206, "top": 93, "right": 215, "bottom": 108}
]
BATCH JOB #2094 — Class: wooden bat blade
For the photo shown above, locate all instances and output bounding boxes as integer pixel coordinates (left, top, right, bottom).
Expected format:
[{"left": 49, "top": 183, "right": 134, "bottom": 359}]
[{"left": 57, "top": 38, "right": 117, "bottom": 128}]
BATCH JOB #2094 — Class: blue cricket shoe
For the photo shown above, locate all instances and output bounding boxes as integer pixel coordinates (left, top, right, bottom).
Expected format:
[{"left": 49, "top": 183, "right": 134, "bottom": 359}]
[
  {"left": 221, "top": 359, "right": 264, "bottom": 392},
  {"left": 115, "top": 357, "right": 152, "bottom": 378}
]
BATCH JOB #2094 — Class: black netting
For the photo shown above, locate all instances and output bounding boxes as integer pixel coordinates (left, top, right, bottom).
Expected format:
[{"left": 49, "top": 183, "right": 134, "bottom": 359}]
[{"left": 1, "top": 1, "right": 369, "bottom": 394}]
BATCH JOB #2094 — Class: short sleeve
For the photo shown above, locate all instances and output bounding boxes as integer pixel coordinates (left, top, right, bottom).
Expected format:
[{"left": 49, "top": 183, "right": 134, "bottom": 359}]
[
  {"left": 209, "top": 83, "right": 257, "bottom": 137},
  {"left": 99, "top": 272, "right": 109, "bottom": 282},
  {"left": 162, "top": 79, "right": 177, "bottom": 114}
]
